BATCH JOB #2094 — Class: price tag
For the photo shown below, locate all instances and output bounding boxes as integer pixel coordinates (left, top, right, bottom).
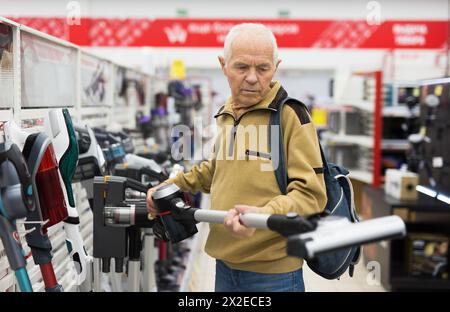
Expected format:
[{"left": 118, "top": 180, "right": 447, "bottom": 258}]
[
  {"left": 170, "top": 59, "right": 186, "bottom": 80},
  {"left": 432, "top": 157, "right": 443, "bottom": 168},
  {"left": 312, "top": 108, "right": 327, "bottom": 127}
]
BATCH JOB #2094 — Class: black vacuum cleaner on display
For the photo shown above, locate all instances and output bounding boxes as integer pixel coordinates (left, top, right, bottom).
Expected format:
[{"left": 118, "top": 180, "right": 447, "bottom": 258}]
[
  {"left": 73, "top": 123, "right": 106, "bottom": 209},
  {"left": 92, "top": 175, "right": 155, "bottom": 292},
  {"left": 4, "top": 120, "right": 67, "bottom": 292},
  {"left": 93, "top": 128, "right": 127, "bottom": 173},
  {"left": 0, "top": 142, "right": 35, "bottom": 292},
  {"left": 92, "top": 176, "right": 190, "bottom": 292},
  {"left": 21, "top": 132, "right": 65, "bottom": 292},
  {"left": 114, "top": 163, "right": 167, "bottom": 188},
  {"left": 78, "top": 124, "right": 179, "bottom": 291},
  {"left": 44, "top": 109, "right": 92, "bottom": 291},
  {"left": 151, "top": 183, "right": 407, "bottom": 263},
  {"left": 87, "top": 125, "right": 168, "bottom": 187}
]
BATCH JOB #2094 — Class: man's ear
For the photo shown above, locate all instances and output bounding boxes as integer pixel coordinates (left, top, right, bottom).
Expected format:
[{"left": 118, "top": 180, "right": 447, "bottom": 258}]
[
  {"left": 275, "top": 59, "right": 282, "bottom": 71},
  {"left": 218, "top": 56, "right": 226, "bottom": 73}
]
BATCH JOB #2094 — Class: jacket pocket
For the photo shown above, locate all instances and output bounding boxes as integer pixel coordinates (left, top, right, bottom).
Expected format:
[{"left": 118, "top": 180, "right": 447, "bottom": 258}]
[{"left": 245, "top": 149, "right": 272, "bottom": 161}]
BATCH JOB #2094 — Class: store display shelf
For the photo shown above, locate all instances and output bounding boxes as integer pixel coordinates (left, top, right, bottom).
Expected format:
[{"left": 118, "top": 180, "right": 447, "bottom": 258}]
[
  {"left": 381, "top": 139, "right": 410, "bottom": 150},
  {"left": 382, "top": 105, "right": 419, "bottom": 118},
  {"left": 83, "top": 117, "right": 109, "bottom": 128},
  {"left": 113, "top": 106, "right": 130, "bottom": 113},
  {"left": 21, "top": 107, "right": 76, "bottom": 120},
  {"left": 179, "top": 233, "right": 201, "bottom": 292},
  {"left": 0, "top": 273, "right": 14, "bottom": 292},
  {"left": 0, "top": 108, "right": 13, "bottom": 121},
  {"left": 28, "top": 263, "right": 43, "bottom": 284},
  {"left": 325, "top": 134, "right": 373, "bottom": 148},
  {"left": 337, "top": 99, "right": 374, "bottom": 112},
  {"left": 80, "top": 106, "right": 110, "bottom": 116},
  {"left": 0, "top": 256, "right": 9, "bottom": 273},
  {"left": 349, "top": 170, "right": 373, "bottom": 184}
]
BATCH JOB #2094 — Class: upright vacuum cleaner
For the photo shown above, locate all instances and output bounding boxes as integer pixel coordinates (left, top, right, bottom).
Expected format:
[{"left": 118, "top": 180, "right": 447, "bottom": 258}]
[
  {"left": 44, "top": 109, "right": 92, "bottom": 291},
  {"left": 151, "top": 184, "right": 407, "bottom": 263},
  {"left": 4, "top": 121, "right": 66, "bottom": 292},
  {"left": 0, "top": 141, "right": 35, "bottom": 292},
  {"left": 112, "top": 160, "right": 174, "bottom": 291},
  {"left": 92, "top": 176, "right": 154, "bottom": 292},
  {"left": 92, "top": 128, "right": 126, "bottom": 173},
  {"left": 73, "top": 123, "right": 106, "bottom": 209}
]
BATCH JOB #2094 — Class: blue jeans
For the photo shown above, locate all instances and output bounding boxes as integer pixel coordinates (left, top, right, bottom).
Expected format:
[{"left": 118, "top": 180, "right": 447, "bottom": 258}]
[{"left": 215, "top": 260, "right": 305, "bottom": 292}]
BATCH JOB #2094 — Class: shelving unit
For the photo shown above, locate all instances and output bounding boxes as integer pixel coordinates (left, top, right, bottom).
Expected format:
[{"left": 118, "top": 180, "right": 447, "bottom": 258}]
[
  {"left": 324, "top": 70, "right": 383, "bottom": 187},
  {"left": 348, "top": 170, "right": 373, "bottom": 185},
  {"left": 336, "top": 100, "right": 374, "bottom": 112},
  {"left": 382, "top": 105, "right": 419, "bottom": 118},
  {"left": 0, "top": 16, "right": 155, "bottom": 292},
  {"left": 381, "top": 139, "right": 410, "bottom": 150},
  {"left": 362, "top": 187, "right": 450, "bottom": 291},
  {"left": 324, "top": 74, "right": 427, "bottom": 188},
  {"left": 323, "top": 133, "right": 374, "bottom": 148}
]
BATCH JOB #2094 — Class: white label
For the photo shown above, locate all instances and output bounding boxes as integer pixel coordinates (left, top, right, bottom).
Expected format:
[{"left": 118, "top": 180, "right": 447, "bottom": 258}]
[{"left": 433, "top": 157, "right": 443, "bottom": 168}]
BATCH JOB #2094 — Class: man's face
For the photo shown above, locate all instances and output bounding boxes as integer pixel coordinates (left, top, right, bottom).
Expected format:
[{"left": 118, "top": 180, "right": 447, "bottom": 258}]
[{"left": 219, "top": 34, "right": 280, "bottom": 107}]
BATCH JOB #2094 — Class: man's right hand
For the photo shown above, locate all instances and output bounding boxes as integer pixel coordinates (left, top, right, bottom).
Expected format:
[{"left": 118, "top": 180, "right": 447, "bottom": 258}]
[{"left": 147, "top": 180, "right": 171, "bottom": 217}]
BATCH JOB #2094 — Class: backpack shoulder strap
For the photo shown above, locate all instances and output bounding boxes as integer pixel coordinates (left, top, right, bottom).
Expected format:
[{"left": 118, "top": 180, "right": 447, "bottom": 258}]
[{"left": 269, "top": 97, "right": 328, "bottom": 194}]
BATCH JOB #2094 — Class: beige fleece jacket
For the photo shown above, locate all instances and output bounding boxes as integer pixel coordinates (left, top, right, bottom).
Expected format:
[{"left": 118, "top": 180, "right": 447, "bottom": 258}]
[{"left": 169, "top": 81, "right": 327, "bottom": 273}]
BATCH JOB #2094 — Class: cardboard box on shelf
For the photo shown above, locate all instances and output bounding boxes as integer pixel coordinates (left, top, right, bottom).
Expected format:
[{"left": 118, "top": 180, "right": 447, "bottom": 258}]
[{"left": 385, "top": 169, "right": 418, "bottom": 200}]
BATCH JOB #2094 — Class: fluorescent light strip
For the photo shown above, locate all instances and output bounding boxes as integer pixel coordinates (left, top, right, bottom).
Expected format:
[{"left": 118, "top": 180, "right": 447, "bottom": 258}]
[
  {"left": 416, "top": 185, "right": 437, "bottom": 198},
  {"left": 437, "top": 194, "right": 450, "bottom": 205}
]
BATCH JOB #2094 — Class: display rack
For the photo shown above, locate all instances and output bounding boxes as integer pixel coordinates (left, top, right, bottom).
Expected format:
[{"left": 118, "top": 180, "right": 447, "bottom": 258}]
[
  {"left": 363, "top": 187, "right": 450, "bottom": 291},
  {"left": 379, "top": 81, "right": 421, "bottom": 182},
  {"left": 0, "top": 16, "right": 153, "bottom": 292},
  {"left": 361, "top": 77, "right": 450, "bottom": 291},
  {"left": 324, "top": 72, "right": 424, "bottom": 187},
  {"left": 325, "top": 70, "right": 383, "bottom": 187}
]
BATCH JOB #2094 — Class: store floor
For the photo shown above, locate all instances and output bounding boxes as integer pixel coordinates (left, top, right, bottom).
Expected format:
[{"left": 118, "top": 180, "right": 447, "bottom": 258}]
[{"left": 187, "top": 196, "right": 386, "bottom": 292}]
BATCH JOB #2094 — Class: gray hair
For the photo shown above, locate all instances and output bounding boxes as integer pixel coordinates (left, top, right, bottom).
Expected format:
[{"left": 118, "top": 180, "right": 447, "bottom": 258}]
[{"left": 223, "top": 23, "right": 278, "bottom": 65}]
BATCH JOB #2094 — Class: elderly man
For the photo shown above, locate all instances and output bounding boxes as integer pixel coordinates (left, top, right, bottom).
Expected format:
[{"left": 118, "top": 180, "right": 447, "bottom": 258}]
[{"left": 147, "top": 23, "right": 327, "bottom": 292}]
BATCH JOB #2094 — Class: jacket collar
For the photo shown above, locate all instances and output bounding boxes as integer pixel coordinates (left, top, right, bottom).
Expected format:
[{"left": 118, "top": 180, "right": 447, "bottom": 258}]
[{"left": 214, "top": 81, "right": 288, "bottom": 118}]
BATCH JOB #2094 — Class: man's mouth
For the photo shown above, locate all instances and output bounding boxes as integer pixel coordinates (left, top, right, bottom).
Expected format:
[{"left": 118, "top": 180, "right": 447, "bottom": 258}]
[{"left": 241, "top": 89, "right": 259, "bottom": 94}]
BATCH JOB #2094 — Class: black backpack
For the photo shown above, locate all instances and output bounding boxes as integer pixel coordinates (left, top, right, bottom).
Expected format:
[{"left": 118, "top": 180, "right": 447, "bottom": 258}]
[{"left": 269, "top": 97, "right": 361, "bottom": 279}]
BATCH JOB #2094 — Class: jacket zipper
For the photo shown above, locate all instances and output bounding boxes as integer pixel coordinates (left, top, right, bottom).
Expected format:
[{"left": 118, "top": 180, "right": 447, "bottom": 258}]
[
  {"left": 229, "top": 119, "right": 239, "bottom": 157},
  {"left": 216, "top": 108, "right": 277, "bottom": 158}
]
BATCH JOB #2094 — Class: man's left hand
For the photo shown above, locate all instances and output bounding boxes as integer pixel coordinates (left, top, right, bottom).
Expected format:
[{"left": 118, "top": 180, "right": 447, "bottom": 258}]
[{"left": 223, "top": 205, "right": 260, "bottom": 238}]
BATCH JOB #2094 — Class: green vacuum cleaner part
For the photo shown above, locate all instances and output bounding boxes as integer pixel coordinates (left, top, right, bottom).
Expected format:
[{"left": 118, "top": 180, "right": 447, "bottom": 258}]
[{"left": 59, "top": 109, "right": 79, "bottom": 208}]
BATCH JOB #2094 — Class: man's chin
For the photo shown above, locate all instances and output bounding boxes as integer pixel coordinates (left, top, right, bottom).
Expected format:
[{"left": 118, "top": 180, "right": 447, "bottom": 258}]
[{"left": 238, "top": 95, "right": 261, "bottom": 106}]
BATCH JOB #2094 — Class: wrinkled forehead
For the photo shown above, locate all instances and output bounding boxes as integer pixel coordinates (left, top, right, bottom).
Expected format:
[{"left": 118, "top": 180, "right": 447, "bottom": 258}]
[
  {"left": 230, "top": 54, "right": 274, "bottom": 67},
  {"left": 229, "top": 34, "right": 274, "bottom": 64}
]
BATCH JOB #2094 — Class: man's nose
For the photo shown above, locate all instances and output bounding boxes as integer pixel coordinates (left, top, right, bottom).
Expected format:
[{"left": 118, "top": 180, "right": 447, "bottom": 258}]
[{"left": 245, "top": 69, "right": 258, "bottom": 85}]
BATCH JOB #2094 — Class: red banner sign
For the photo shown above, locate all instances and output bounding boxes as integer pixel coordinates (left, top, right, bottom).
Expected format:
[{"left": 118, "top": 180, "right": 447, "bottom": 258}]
[{"left": 7, "top": 17, "right": 449, "bottom": 49}]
